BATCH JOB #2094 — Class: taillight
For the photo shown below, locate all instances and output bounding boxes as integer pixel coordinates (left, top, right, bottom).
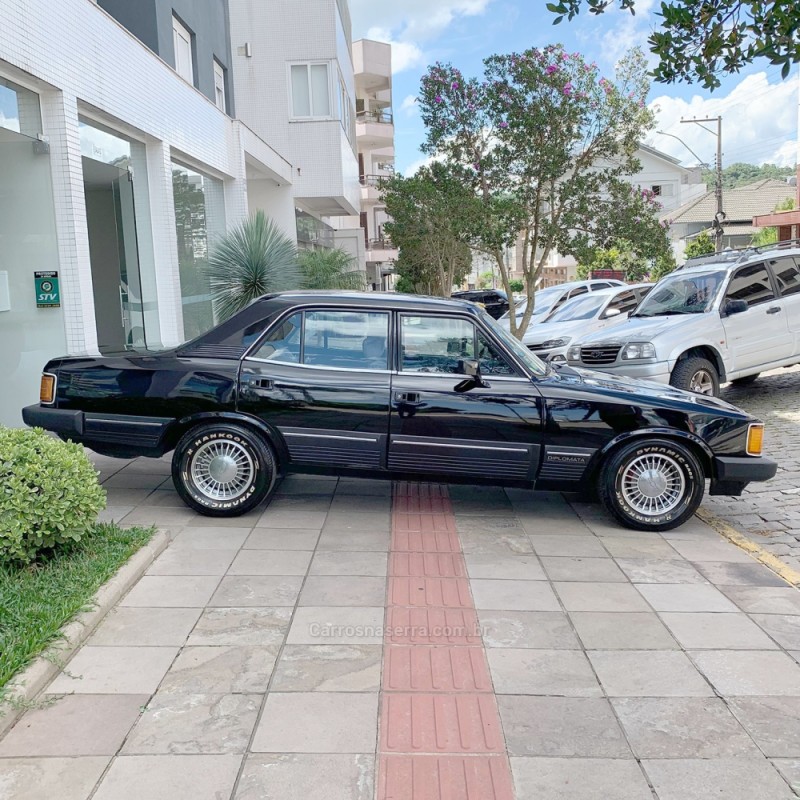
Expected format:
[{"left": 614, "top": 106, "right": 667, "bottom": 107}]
[
  {"left": 746, "top": 423, "right": 764, "bottom": 457},
  {"left": 40, "top": 373, "right": 56, "bottom": 404}
]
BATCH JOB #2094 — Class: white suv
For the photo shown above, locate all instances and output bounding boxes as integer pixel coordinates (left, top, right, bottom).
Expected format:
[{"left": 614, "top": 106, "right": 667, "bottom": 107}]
[{"left": 565, "top": 244, "right": 800, "bottom": 396}]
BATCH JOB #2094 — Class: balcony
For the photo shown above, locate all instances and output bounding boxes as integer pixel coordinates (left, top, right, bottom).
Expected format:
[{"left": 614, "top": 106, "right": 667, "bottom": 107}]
[
  {"left": 356, "top": 110, "right": 394, "bottom": 148},
  {"left": 366, "top": 236, "right": 398, "bottom": 264},
  {"left": 359, "top": 173, "right": 390, "bottom": 203}
]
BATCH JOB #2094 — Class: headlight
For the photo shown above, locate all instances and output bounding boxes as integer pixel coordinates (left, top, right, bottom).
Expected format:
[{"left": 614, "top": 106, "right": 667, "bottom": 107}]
[
  {"left": 541, "top": 337, "right": 570, "bottom": 349},
  {"left": 621, "top": 342, "right": 656, "bottom": 360},
  {"left": 567, "top": 345, "right": 581, "bottom": 361}
]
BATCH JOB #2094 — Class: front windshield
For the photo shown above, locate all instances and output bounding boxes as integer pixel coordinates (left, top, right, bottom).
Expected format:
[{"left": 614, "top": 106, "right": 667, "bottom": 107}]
[
  {"left": 547, "top": 294, "right": 607, "bottom": 323},
  {"left": 484, "top": 314, "right": 548, "bottom": 376},
  {"left": 632, "top": 270, "right": 726, "bottom": 317}
]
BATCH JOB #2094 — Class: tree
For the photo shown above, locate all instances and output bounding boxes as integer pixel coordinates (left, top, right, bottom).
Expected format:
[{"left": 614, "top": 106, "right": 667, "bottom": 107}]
[
  {"left": 508, "top": 279, "right": 524, "bottom": 292},
  {"left": 547, "top": 1, "right": 800, "bottom": 89},
  {"left": 206, "top": 211, "right": 300, "bottom": 320},
  {"left": 382, "top": 164, "right": 474, "bottom": 296},
  {"left": 298, "top": 248, "right": 367, "bottom": 290},
  {"left": 684, "top": 230, "right": 715, "bottom": 258},
  {"left": 477, "top": 271, "right": 495, "bottom": 289},
  {"left": 418, "top": 46, "right": 660, "bottom": 337},
  {"left": 702, "top": 162, "right": 796, "bottom": 190}
]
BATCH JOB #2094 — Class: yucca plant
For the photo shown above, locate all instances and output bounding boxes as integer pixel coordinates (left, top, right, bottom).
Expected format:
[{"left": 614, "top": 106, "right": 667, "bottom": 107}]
[
  {"left": 298, "top": 247, "right": 368, "bottom": 291},
  {"left": 206, "top": 211, "right": 301, "bottom": 320}
]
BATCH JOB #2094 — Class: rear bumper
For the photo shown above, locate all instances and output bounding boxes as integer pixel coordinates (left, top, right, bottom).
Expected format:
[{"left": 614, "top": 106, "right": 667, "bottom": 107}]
[
  {"left": 22, "top": 404, "right": 83, "bottom": 435},
  {"left": 22, "top": 404, "right": 172, "bottom": 457}
]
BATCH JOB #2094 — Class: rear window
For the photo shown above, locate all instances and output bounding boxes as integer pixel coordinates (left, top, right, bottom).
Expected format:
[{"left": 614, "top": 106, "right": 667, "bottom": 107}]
[{"left": 770, "top": 257, "right": 800, "bottom": 297}]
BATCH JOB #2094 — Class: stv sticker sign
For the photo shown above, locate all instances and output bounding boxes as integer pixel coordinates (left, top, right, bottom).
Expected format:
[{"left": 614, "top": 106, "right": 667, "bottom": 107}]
[{"left": 35, "top": 271, "right": 60, "bottom": 308}]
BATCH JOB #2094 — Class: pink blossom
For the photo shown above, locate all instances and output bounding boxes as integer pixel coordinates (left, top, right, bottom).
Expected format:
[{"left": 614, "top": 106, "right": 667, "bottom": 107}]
[
  {"left": 499, "top": 121, "right": 509, "bottom": 128},
  {"left": 546, "top": 64, "right": 558, "bottom": 74},
  {"left": 563, "top": 83, "right": 573, "bottom": 95},
  {"left": 452, "top": 81, "right": 459, "bottom": 89},
  {"left": 435, "top": 95, "right": 442, "bottom": 103}
]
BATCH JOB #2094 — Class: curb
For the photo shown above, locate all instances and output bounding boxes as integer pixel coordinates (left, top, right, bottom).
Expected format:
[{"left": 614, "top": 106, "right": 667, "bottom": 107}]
[
  {"left": 696, "top": 507, "right": 800, "bottom": 588},
  {"left": 0, "top": 528, "right": 172, "bottom": 740}
]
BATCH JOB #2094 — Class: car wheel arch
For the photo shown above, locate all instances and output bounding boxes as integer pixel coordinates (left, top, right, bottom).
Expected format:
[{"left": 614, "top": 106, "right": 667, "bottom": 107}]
[
  {"left": 585, "top": 428, "right": 713, "bottom": 487},
  {"left": 164, "top": 411, "right": 289, "bottom": 467},
  {"left": 672, "top": 345, "right": 726, "bottom": 383}
]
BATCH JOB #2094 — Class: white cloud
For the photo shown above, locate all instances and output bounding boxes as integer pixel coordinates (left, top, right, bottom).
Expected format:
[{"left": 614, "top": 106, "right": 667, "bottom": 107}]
[
  {"left": 403, "top": 152, "right": 442, "bottom": 175},
  {"left": 648, "top": 72, "right": 798, "bottom": 168},
  {"left": 353, "top": 0, "right": 493, "bottom": 73},
  {"left": 400, "top": 94, "right": 419, "bottom": 116},
  {"left": 600, "top": 0, "right": 657, "bottom": 67},
  {"left": 0, "top": 112, "right": 20, "bottom": 133}
]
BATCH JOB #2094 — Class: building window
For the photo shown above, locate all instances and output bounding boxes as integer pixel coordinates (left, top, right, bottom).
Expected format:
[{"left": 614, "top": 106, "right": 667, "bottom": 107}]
[
  {"left": 213, "top": 60, "right": 226, "bottom": 113},
  {"left": 651, "top": 184, "right": 662, "bottom": 196},
  {"left": 337, "top": 73, "right": 354, "bottom": 143},
  {"left": 172, "top": 15, "right": 194, "bottom": 85},
  {"left": 290, "top": 63, "right": 331, "bottom": 118},
  {"left": 172, "top": 162, "right": 226, "bottom": 340}
]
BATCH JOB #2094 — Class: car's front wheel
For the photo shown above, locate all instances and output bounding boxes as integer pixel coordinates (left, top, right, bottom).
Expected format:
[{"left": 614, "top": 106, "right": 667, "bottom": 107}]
[
  {"left": 172, "top": 423, "right": 277, "bottom": 516},
  {"left": 670, "top": 356, "right": 720, "bottom": 396},
  {"left": 598, "top": 438, "right": 705, "bottom": 531}
]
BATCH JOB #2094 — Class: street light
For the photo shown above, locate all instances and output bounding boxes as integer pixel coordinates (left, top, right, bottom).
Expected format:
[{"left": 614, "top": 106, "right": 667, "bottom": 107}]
[{"left": 655, "top": 131, "right": 708, "bottom": 168}]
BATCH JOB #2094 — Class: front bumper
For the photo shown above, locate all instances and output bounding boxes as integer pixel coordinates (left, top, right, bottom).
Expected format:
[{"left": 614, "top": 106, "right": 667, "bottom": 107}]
[
  {"left": 713, "top": 455, "right": 778, "bottom": 483},
  {"left": 567, "top": 360, "right": 672, "bottom": 383},
  {"left": 22, "top": 404, "right": 83, "bottom": 435}
]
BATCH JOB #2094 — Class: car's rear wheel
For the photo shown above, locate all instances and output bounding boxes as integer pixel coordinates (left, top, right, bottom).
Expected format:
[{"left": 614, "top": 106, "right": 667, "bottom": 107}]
[
  {"left": 598, "top": 438, "right": 705, "bottom": 531},
  {"left": 730, "top": 373, "right": 759, "bottom": 387},
  {"left": 670, "top": 357, "right": 719, "bottom": 396},
  {"left": 172, "top": 423, "right": 276, "bottom": 516}
]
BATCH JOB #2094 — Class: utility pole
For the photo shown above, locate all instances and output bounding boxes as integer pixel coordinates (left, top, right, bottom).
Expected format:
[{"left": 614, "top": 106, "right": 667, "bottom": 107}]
[{"left": 681, "top": 116, "right": 724, "bottom": 252}]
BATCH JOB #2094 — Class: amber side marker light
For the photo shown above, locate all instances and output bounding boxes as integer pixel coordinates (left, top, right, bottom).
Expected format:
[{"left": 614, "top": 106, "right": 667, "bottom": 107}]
[
  {"left": 746, "top": 424, "right": 764, "bottom": 457},
  {"left": 40, "top": 373, "right": 56, "bottom": 404}
]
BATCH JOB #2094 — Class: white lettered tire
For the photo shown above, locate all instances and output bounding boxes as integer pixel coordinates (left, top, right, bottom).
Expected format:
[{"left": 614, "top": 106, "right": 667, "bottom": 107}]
[
  {"left": 598, "top": 438, "right": 705, "bottom": 531},
  {"left": 172, "top": 423, "right": 276, "bottom": 516}
]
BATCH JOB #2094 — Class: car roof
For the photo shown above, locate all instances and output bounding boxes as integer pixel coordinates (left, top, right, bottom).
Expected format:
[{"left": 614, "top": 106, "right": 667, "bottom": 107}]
[
  {"left": 680, "top": 242, "right": 800, "bottom": 273},
  {"left": 256, "top": 290, "right": 482, "bottom": 314}
]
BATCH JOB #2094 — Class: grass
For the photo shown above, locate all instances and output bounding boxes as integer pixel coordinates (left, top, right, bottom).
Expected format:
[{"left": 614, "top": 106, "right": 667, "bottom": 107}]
[{"left": 0, "top": 523, "right": 155, "bottom": 702}]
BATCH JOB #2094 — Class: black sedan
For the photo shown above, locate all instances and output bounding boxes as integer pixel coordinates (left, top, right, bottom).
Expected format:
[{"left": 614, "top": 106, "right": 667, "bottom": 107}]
[
  {"left": 23, "top": 292, "right": 776, "bottom": 530},
  {"left": 451, "top": 289, "right": 510, "bottom": 319}
]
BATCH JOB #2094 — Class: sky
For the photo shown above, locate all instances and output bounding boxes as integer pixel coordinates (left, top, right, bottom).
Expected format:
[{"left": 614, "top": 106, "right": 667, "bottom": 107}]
[{"left": 349, "top": 0, "right": 800, "bottom": 175}]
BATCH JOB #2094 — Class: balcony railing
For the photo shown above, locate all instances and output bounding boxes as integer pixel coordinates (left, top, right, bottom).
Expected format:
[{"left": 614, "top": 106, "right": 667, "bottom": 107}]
[
  {"left": 356, "top": 109, "right": 393, "bottom": 125},
  {"left": 368, "top": 237, "right": 394, "bottom": 250},
  {"left": 359, "top": 174, "right": 390, "bottom": 187}
]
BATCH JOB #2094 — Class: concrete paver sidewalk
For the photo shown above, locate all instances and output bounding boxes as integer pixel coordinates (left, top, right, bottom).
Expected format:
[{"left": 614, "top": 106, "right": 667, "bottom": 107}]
[{"left": 2, "top": 457, "right": 800, "bottom": 799}]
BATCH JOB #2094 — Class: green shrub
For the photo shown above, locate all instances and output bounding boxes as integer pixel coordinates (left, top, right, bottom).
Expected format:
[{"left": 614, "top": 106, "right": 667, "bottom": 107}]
[{"left": 0, "top": 428, "right": 106, "bottom": 564}]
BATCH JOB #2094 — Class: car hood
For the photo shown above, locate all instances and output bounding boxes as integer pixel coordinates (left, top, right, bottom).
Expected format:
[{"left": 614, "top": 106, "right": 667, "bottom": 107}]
[
  {"left": 549, "top": 363, "right": 743, "bottom": 415},
  {"left": 575, "top": 313, "right": 709, "bottom": 345}
]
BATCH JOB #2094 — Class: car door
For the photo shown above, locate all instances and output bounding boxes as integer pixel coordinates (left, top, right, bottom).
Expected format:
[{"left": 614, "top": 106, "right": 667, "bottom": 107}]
[
  {"left": 721, "top": 261, "right": 792, "bottom": 372},
  {"left": 238, "top": 308, "right": 391, "bottom": 470},
  {"left": 597, "top": 288, "right": 640, "bottom": 331},
  {"left": 767, "top": 256, "right": 800, "bottom": 356},
  {"left": 388, "top": 313, "right": 542, "bottom": 481}
]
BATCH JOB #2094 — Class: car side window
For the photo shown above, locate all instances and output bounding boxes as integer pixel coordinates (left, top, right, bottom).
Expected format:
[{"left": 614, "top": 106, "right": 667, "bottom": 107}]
[
  {"left": 725, "top": 263, "right": 775, "bottom": 307},
  {"left": 252, "top": 313, "right": 302, "bottom": 363},
  {"left": 477, "top": 332, "right": 516, "bottom": 375},
  {"left": 770, "top": 257, "right": 800, "bottom": 297},
  {"left": 602, "top": 290, "right": 638, "bottom": 318},
  {"left": 303, "top": 311, "right": 390, "bottom": 369},
  {"left": 568, "top": 286, "right": 589, "bottom": 300},
  {"left": 400, "top": 316, "right": 475, "bottom": 374}
]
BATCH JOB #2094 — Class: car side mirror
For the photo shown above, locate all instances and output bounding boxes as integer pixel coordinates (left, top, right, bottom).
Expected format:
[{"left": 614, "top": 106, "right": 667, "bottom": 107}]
[
  {"left": 723, "top": 299, "right": 748, "bottom": 317},
  {"left": 455, "top": 358, "right": 490, "bottom": 392},
  {"left": 605, "top": 308, "right": 622, "bottom": 318}
]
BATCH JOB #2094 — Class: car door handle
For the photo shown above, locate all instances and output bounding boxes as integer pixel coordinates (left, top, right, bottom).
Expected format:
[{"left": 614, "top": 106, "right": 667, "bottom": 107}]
[
  {"left": 767, "top": 306, "right": 782, "bottom": 315},
  {"left": 245, "top": 377, "right": 274, "bottom": 391},
  {"left": 394, "top": 391, "right": 421, "bottom": 404}
]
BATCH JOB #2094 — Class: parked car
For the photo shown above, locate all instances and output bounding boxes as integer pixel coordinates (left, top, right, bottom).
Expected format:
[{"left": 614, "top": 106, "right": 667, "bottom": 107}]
[
  {"left": 498, "top": 279, "right": 626, "bottom": 334},
  {"left": 565, "top": 243, "right": 800, "bottom": 396},
  {"left": 23, "top": 291, "right": 775, "bottom": 531},
  {"left": 523, "top": 283, "right": 653, "bottom": 361},
  {"left": 451, "top": 288, "right": 509, "bottom": 319}
]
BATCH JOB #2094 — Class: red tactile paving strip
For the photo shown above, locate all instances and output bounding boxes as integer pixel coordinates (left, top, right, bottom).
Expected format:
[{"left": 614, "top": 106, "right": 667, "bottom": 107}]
[
  {"left": 378, "top": 482, "right": 516, "bottom": 800},
  {"left": 379, "top": 755, "right": 516, "bottom": 800}
]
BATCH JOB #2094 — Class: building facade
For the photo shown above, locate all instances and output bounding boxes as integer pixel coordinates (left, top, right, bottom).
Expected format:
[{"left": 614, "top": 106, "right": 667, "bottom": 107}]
[{"left": 0, "top": 0, "right": 362, "bottom": 427}]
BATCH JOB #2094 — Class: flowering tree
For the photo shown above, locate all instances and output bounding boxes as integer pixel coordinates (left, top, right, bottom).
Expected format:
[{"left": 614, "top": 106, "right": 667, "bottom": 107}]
[{"left": 418, "top": 45, "right": 663, "bottom": 338}]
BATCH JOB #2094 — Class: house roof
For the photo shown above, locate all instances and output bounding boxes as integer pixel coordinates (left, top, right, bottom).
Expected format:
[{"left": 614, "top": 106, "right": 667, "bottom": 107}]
[
  {"left": 661, "top": 179, "right": 795, "bottom": 224},
  {"left": 637, "top": 143, "right": 686, "bottom": 168}
]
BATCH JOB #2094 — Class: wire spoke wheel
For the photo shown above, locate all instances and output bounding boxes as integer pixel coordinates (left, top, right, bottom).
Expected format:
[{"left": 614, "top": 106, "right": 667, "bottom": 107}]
[
  {"left": 689, "top": 369, "right": 715, "bottom": 395},
  {"left": 620, "top": 453, "right": 686, "bottom": 517},
  {"left": 190, "top": 439, "right": 255, "bottom": 501}
]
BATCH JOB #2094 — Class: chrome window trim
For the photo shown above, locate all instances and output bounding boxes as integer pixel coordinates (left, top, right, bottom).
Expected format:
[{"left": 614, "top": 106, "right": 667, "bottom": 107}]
[{"left": 283, "top": 432, "right": 379, "bottom": 443}]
